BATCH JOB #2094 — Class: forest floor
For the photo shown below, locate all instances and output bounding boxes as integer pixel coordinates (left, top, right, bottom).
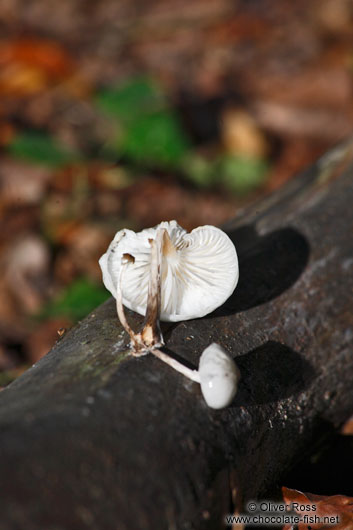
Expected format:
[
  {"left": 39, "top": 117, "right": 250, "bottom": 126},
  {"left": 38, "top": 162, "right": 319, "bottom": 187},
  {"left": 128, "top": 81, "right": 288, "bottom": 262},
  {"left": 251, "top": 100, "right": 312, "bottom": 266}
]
[{"left": 0, "top": 1, "right": 353, "bottom": 516}]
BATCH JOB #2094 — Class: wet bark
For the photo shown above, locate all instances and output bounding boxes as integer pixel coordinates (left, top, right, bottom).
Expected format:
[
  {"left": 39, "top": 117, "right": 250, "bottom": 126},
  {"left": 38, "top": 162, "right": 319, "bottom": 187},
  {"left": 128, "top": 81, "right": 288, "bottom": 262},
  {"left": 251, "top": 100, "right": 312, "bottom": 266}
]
[{"left": 1, "top": 140, "right": 353, "bottom": 530}]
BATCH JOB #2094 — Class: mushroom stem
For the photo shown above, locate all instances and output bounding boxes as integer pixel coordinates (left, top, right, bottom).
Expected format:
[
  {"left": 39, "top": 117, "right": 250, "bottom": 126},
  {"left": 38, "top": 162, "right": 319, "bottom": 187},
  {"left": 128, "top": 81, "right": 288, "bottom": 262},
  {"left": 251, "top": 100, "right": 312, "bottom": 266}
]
[
  {"left": 149, "top": 348, "right": 201, "bottom": 383},
  {"left": 141, "top": 229, "right": 164, "bottom": 348},
  {"left": 116, "top": 264, "right": 145, "bottom": 352},
  {"left": 115, "top": 229, "right": 165, "bottom": 354}
]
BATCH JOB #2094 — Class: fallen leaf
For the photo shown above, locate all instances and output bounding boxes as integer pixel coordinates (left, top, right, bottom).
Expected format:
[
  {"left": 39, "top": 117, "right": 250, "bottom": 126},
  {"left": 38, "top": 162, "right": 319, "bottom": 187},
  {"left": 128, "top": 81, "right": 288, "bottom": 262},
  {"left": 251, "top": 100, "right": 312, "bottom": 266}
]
[
  {"left": 0, "top": 121, "right": 15, "bottom": 146},
  {"left": 313, "top": 0, "right": 353, "bottom": 34},
  {"left": 56, "top": 223, "right": 112, "bottom": 281},
  {"left": 282, "top": 486, "right": 353, "bottom": 529},
  {"left": 40, "top": 277, "right": 110, "bottom": 322},
  {"left": 222, "top": 108, "right": 268, "bottom": 158},
  {"left": 0, "top": 63, "right": 47, "bottom": 96},
  {"left": 342, "top": 416, "right": 353, "bottom": 435},
  {"left": 96, "top": 78, "right": 190, "bottom": 167},
  {"left": 0, "top": 38, "right": 75, "bottom": 80},
  {"left": 0, "top": 38, "right": 89, "bottom": 97},
  {"left": 0, "top": 277, "right": 29, "bottom": 340},
  {"left": 245, "top": 68, "right": 352, "bottom": 109},
  {"left": 8, "top": 131, "right": 80, "bottom": 167},
  {"left": 217, "top": 154, "right": 269, "bottom": 194},
  {"left": 253, "top": 100, "right": 353, "bottom": 140},
  {"left": 0, "top": 158, "right": 50, "bottom": 207},
  {"left": 4, "top": 235, "right": 50, "bottom": 313},
  {"left": 90, "top": 164, "right": 134, "bottom": 191}
]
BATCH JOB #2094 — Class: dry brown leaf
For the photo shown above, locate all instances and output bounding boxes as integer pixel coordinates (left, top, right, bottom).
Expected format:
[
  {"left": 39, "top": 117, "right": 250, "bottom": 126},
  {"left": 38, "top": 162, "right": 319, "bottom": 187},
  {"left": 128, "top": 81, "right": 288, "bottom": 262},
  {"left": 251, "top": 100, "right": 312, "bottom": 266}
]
[
  {"left": 0, "top": 121, "right": 15, "bottom": 146},
  {"left": 312, "top": 0, "right": 353, "bottom": 34},
  {"left": 0, "top": 159, "right": 50, "bottom": 207},
  {"left": 0, "top": 38, "right": 75, "bottom": 80},
  {"left": 341, "top": 417, "right": 353, "bottom": 435},
  {"left": 0, "top": 277, "right": 26, "bottom": 338},
  {"left": 58, "top": 224, "right": 112, "bottom": 281},
  {"left": 253, "top": 100, "right": 353, "bottom": 140},
  {"left": 0, "top": 38, "right": 90, "bottom": 97},
  {"left": 282, "top": 486, "right": 353, "bottom": 530},
  {"left": 4, "top": 235, "right": 50, "bottom": 313},
  {"left": 222, "top": 108, "right": 268, "bottom": 158},
  {"left": 245, "top": 68, "right": 352, "bottom": 109},
  {"left": 0, "top": 63, "right": 48, "bottom": 96}
]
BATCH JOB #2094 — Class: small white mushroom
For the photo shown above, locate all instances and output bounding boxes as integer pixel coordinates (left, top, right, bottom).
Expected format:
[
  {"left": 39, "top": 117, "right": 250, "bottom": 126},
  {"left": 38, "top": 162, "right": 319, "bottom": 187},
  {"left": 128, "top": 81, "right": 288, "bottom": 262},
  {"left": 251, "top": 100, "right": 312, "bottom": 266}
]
[
  {"left": 99, "top": 220, "right": 238, "bottom": 322},
  {"left": 150, "top": 342, "right": 240, "bottom": 409},
  {"left": 198, "top": 343, "right": 240, "bottom": 409}
]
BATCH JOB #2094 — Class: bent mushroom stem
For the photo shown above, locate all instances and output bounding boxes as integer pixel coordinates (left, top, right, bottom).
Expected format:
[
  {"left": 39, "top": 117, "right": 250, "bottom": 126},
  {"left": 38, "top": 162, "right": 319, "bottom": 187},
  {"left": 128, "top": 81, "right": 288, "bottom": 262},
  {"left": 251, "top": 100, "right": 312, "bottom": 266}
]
[
  {"left": 115, "top": 228, "right": 201, "bottom": 383},
  {"left": 115, "top": 228, "right": 165, "bottom": 355},
  {"left": 116, "top": 267, "right": 146, "bottom": 353},
  {"left": 149, "top": 348, "right": 201, "bottom": 383},
  {"left": 140, "top": 229, "right": 164, "bottom": 349}
]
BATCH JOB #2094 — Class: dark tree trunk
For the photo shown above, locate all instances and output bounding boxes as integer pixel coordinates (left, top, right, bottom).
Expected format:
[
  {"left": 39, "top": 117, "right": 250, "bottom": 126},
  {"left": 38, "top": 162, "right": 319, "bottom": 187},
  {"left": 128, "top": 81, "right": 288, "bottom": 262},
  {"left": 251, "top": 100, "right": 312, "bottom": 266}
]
[{"left": 1, "top": 140, "right": 353, "bottom": 530}]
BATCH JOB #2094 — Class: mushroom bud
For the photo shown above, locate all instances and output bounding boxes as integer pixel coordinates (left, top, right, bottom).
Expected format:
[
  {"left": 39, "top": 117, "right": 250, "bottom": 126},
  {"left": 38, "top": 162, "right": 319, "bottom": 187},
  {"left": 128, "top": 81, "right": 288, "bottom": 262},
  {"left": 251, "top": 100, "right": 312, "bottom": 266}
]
[
  {"left": 99, "top": 220, "right": 238, "bottom": 322},
  {"left": 198, "top": 343, "right": 240, "bottom": 409}
]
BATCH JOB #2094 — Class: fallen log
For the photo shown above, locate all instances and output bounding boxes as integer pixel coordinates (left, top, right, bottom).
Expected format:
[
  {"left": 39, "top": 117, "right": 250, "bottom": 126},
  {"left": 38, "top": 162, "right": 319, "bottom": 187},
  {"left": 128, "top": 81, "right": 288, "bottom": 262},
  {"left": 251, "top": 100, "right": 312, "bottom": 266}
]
[{"left": 1, "top": 139, "right": 353, "bottom": 530}]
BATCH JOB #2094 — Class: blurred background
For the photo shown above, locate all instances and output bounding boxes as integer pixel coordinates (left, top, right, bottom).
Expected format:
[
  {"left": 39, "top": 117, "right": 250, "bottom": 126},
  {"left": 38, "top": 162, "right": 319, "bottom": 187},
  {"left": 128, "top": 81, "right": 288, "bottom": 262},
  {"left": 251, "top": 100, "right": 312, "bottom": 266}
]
[{"left": 0, "top": 0, "right": 353, "bottom": 385}]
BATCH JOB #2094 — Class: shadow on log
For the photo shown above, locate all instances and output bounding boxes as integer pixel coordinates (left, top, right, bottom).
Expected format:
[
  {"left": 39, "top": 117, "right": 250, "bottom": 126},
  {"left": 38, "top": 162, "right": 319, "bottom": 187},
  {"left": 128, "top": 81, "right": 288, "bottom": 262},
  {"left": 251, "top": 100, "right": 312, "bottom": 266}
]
[
  {"left": 1, "top": 139, "right": 353, "bottom": 530},
  {"left": 218, "top": 225, "right": 310, "bottom": 313}
]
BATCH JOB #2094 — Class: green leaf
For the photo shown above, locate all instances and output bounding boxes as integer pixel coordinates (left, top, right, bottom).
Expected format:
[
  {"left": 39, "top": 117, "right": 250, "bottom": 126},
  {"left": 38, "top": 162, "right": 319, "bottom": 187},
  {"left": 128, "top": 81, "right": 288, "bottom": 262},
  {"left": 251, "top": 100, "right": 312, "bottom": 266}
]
[
  {"left": 96, "top": 77, "right": 190, "bottom": 167},
  {"left": 218, "top": 155, "right": 269, "bottom": 194},
  {"left": 9, "top": 132, "right": 79, "bottom": 168},
  {"left": 41, "top": 278, "right": 110, "bottom": 321},
  {"left": 182, "top": 153, "right": 215, "bottom": 188},
  {"left": 95, "top": 77, "right": 165, "bottom": 124},
  {"left": 120, "top": 110, "right": 190, "bottom": 167}
]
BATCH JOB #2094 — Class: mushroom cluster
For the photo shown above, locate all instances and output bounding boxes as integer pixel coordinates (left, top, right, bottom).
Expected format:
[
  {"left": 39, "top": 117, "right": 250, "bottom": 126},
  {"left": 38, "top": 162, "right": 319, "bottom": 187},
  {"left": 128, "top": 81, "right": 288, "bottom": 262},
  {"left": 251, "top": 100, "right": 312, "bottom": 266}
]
[{"left": 99, "top": 220, "right": 240, "bottom": 409}]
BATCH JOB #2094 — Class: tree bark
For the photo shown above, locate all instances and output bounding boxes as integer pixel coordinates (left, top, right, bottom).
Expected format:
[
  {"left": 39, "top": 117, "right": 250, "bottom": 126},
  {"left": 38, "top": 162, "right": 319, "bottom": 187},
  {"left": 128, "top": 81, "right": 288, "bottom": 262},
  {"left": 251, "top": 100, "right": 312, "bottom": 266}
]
[{"left": 1, "top": 139, "right": 353, "bottom": 530}]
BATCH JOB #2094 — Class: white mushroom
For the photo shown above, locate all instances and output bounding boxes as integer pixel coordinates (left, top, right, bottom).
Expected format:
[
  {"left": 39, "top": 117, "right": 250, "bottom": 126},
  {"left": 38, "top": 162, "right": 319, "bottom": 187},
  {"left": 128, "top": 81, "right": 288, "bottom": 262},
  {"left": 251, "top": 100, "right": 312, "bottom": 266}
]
[
  {"left": 99, "top": 220, "right": 238, "bottom": 322},
  {"left": 198, "top": 343, "right": 240, "bottom": 409},
  {"left": 150, "top": 342, "right": 240, "bottom": 409},
  {"left": 99, "top": 221, "right": 240, "bottom": 409}
]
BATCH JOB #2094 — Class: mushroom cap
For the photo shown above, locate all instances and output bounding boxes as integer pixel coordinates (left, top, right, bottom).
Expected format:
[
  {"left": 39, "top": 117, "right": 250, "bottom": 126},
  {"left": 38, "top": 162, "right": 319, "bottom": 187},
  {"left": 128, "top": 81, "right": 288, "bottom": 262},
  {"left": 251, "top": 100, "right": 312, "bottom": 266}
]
[
  {"left": 198, "top": 343, "right": 240, "bottom": 409},
  {"left": 99, "top": 220, "right": 238, "bottom": 322}
]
